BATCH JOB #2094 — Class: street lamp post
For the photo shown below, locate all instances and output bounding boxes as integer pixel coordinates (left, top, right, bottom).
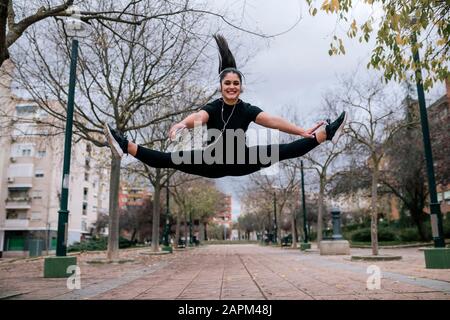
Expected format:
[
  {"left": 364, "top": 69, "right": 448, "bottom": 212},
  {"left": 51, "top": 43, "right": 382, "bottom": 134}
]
[
  {"left": 44, "top": 8, "right": 90, "bottom": 277},
  {"left": 410, "top": 31, "right": 445, "bottom": 248},
  {"left": 301, "top": 160, "right": 308, "bottom": 243},
  {"left": 189, "top": 210, "right": 193, "bottom": 246},
  {"left": 55, "top": 38, "right": 79, "bottom": 257},
  {"left": 273, "top": 191, "right": 278, "bottom": 244},
  {"left": 410, "top": 24, "right": 449, "bottom": 268},
  {"left": 162, "top": 170, "right": 172, "bottom": 252},
  {"left": 299, "top": 160, "right": 311, "bottom": 251}
]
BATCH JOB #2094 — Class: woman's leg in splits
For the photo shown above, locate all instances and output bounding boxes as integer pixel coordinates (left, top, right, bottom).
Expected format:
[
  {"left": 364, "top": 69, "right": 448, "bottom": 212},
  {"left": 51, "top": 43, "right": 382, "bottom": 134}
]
[
  {"left": 120, "top": 130, "right": 326, "bottom": 178},
  {"left": 225, "top": 129, "right": 326, "bottom": 177},
  {"left": 106, "top": 122, "right": 331, "bottom": 178}
]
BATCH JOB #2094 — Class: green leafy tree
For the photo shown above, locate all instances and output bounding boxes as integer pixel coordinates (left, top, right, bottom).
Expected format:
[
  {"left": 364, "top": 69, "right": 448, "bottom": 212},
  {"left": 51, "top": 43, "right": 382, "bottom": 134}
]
[
  {"left": 238, "top": 212, "right": 259, "bottom": 240},
  {"left": 307, "top": 0, "right": 449, "bottom": 89}
]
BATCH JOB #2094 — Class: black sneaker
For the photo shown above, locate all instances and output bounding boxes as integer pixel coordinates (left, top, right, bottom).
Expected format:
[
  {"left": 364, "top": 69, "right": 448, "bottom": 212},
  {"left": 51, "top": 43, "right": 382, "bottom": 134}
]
[
  {"left": 325, "top": 111, "right": 347, "bottom": 144},
  {"left": 103, "top": 123, "right": 128, "bottom": 158}
]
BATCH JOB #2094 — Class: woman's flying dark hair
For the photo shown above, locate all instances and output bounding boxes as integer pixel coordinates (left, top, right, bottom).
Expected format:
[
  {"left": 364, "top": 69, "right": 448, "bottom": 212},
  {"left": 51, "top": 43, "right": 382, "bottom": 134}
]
[{"left": 213, "top": 34, "right": 243, "bottom": 82}]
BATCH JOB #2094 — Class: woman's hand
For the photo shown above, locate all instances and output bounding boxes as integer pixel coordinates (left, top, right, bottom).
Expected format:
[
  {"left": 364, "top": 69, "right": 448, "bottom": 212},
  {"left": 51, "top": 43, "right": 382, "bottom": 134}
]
[
  {"left": 169, "top": 123, "right": 187, "bottom": 141},
  {"left": 300, "top": 120, "right": 327, "bottom": 138}
]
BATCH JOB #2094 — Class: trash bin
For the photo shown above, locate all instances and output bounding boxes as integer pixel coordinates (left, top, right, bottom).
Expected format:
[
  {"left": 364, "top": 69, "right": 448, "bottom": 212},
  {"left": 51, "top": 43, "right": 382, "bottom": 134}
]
[{"left": 29, "top": 239, "right": 44, "bottom": 257}]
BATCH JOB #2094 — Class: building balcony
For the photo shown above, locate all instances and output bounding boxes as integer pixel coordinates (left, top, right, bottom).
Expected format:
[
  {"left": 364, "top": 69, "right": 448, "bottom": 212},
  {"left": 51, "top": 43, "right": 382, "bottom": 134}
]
[
  {"left": 5, "top": 198, "right": 32, "bottom": 209},
  {"left": 4, "top": 219, "right": 29, "bottom": 229}
]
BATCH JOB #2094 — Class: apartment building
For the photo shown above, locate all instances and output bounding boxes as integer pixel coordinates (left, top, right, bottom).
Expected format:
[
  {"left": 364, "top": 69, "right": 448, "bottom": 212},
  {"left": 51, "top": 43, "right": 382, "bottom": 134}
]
[
  {"left": 428, "top": 80, "right": 450, "bottom": 215},
  {"left": 0, "top": 62, "right": 110, "bottom": 257},
  {"left": 212, "top": 194, "right": 232, "bottom": 226},
  {"left": 118, "top": 182, "right": 152, "bottom": 209}
]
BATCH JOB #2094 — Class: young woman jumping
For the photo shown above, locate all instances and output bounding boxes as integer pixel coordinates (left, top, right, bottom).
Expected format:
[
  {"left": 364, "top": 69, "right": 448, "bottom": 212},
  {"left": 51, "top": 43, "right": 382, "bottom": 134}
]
[{"left": 104, "top": 34, "right": 347, "bottom": 179}]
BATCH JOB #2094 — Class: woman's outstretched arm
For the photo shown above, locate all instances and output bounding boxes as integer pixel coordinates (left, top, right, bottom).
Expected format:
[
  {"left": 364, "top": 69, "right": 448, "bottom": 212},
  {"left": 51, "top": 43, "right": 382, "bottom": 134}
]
[
  {"left": 255, "top": 112, "right": 325, "bottom": 138},
  {"left": 168, "top": 110, "right": 209, "bottom": 140}
]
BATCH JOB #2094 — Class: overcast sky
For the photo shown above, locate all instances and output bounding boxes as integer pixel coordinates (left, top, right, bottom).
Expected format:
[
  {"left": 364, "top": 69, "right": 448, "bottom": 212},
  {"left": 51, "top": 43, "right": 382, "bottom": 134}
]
[{"left": 206, "top": 0, "right": 447, "bottom": 221}]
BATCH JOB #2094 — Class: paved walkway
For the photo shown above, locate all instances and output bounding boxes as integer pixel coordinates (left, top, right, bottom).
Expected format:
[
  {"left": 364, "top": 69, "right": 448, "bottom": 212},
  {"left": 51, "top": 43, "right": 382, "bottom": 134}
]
[{"left": 0, "top": 244, "right": 449, "bottom": 300}]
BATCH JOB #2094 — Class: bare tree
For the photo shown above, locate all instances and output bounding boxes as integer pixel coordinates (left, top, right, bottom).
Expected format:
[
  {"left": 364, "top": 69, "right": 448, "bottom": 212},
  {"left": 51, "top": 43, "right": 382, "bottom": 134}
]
[
  {"left": 241, "top": 160, "right": 303, "bottom": 245},
  {"left": 302, "top": 98, "right": 349, "bottom": 245},
  {"left": 338, "top": 76, "right": 408, "bottom": 255},
  {"left": 0, "top": 0, "right": 302, "bottom": 68},
  {"left": 9, "top": 1, "right": 214, "bottom": 259}
]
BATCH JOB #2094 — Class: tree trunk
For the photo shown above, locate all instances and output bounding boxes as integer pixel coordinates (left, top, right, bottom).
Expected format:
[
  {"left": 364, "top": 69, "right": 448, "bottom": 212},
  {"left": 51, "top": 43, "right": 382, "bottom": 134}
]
[
  {"left": 291, "top": 213, "right": 297, "bottom": 248},
  {"left": 371, "top": 161, "right": 379, "bottom": 256},
  {"left": 151, "top": 177, "right": 161, "bottom": 252},
  {"left": 293, "top": 217, "right": 298, "bottom": 245},
  {"left": 107, "top": 156, "right": 121, "bottom": 261},
  {"left": 416, "top": 219, "right": 428, "bottom": 241},
  {"left": 317, "top": 176, "right": 325, "bottom": 247},
  {"left": 0, "top": 0, "right": 9, "bottom": 67},
  {"left": 204, "top": 222, "right": 208, "bottom": 241},
  {"left": 184, "top": 211, "right": 188, "bottom": 246},
  {"left": 199, "top": 221, "right": 205, "bottom": 241},
  {"left": 411, "top": 208, "right": 428, "bottom": 241},
  {"left": 175, "top": 214, "right": 181, "bottom": 247}
]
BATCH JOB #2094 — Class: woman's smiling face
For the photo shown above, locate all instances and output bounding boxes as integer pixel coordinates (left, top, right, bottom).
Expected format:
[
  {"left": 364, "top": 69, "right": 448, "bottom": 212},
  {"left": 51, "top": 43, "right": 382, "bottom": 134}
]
[{"left": 221, "top": 72, "right": 241, "bottom": 103}]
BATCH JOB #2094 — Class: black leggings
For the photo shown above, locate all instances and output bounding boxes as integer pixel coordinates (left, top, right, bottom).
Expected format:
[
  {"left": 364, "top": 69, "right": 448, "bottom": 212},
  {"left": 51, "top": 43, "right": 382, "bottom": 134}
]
[{"left": 135, "top": 137, "right": 319, "bottom": 178}]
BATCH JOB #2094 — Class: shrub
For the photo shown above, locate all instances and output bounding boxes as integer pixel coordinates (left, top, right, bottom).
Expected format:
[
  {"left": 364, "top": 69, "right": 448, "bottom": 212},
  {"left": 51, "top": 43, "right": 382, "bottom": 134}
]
[
  {"left": 350, "top": 227, "right": 398, "bottom": 242},
  {"left": 350, "top": 228, "right": 371, "bottom": 242},
  {"left": 342, "top": 223, "right": 364, "bottom": 232},
  {"left": 68, "top": 236, "right": 135, "bottom": 252},
  {"left": 378, "top": 227, "right": 398, "bottom": 241},
  {"left": 398, "top": 228, "right": 421, "bottom": 242},
  {"left": 119, "top": 237, "right": 135, "bottom": 249}
]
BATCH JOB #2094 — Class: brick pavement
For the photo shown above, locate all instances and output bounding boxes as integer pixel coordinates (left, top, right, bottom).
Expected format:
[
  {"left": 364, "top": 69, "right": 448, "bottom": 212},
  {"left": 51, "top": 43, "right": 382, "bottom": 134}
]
[{"left": 0, "top": 244, "right": 449, "bottom": 300}]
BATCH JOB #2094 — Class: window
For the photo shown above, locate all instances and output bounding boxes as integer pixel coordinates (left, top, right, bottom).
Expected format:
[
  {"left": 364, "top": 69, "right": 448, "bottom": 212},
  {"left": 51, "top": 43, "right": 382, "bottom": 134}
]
[
  {"left": 31, "top": 212, "right": 41, "bottom": 221},
  {"left": 35, "top": 169, "right": 44, "bottom": 178},
  {"left": 437, "top": 193, "right": 443, "bottom": 202},
  {"left": 82, "top": 202, "right": 87, "bottom": 215},
  {"left": 8, "top": 164, "right": 34, "bottom": 177},
  {"left": 83, "top": 188, "right": 88, "bottom": 201},
  {"left": 12, "top": 123, "right": 35, "bottom": 136},
  {"left": 81, "top": 220, "right": 88, "bottom": 232},
  {"left": 444, "top": 191, "right": 450, "bottom": 200},
  {"left": 15, "top": 104, "right": 37, "bottom": 116},
  {"left": 11, "top": 143, "right": 35, "bottom": 157},
  {"left": 6, "top": 211, "right": 18, "bottom": 219},
  {"left": 32, "top": 190, "right": 43, "bottom": 199},
  {"left": 84, "top": 172, "right": 89, "bottom": 182},
  {"left": 37, "top": 151, "right": 46, "bottom": 158},
  {"left": 8, "top": 189, "right": 29, "bottom": 200},
  {"left": 6, "top": 210, "right": 27, "bottom": 219}
]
